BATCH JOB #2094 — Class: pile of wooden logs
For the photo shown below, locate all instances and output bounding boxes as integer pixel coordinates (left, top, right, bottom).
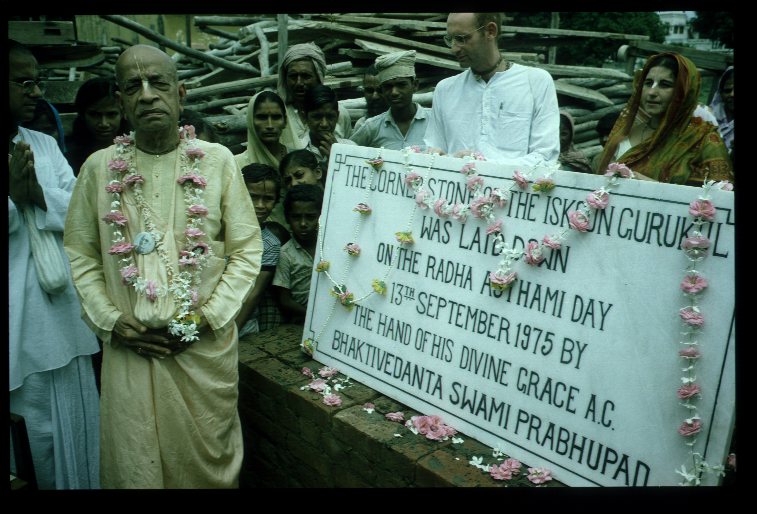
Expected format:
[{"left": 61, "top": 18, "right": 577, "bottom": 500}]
[{"left": 14, "top": 14, "right": 732, "bottom": 160}]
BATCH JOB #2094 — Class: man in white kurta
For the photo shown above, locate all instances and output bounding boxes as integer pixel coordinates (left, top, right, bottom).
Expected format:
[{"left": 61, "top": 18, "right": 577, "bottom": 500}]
[
  {"left": 424, "top": 13, "right": 560, "bottom": 168},
  {"left": 64, "top": 45, "right": 262, "bottom": 489},
  {"left": 9, "top": 39, "right": 100, "bottom": 490}
]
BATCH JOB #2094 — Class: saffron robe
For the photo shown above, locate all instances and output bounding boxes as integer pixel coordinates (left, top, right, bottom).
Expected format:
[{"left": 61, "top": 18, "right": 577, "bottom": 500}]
[{"left": 64, "top": 140, "right": 262, "bottom": 488}]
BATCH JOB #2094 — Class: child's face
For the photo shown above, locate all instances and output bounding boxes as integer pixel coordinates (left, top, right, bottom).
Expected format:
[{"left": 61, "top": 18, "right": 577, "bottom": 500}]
[
  {"left": 283, "top": 164, "right": 322, "bottom": 188},
  {"left": 288, "top": 200, "right": 320, "bottom": 245},
  {"left": 246, "top": 179, "right": 278, "bottom": 226},
  {"left": 306, "top": 104, "right": 338, "bottom": 143}
]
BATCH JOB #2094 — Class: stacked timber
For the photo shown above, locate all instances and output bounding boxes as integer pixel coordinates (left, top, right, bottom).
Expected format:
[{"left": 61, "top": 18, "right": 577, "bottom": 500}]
[{"left": 23, "top": 14, "right": 672, "bottom": 156}]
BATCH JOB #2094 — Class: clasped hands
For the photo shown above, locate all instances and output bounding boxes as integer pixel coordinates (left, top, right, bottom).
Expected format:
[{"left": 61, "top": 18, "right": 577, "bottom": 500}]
[
  {"left": 113, "top": 313, "right": 210, "bottom": 359},
  {"left": 9, "top": 141, "right": 45, "bottom": 209}
]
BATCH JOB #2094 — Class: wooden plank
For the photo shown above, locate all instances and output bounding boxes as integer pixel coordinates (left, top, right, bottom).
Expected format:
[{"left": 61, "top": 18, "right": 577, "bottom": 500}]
[
  {"left": 536, "top": 63, "right": 632, "bottom": 80},
  {"left": 622, "top": 41, "right": 733, "bottom": 71},
  {"left": 311, "top": 14, "right": 447, "bottom": 31},
  {"left": 354, "top": 39, "right": 460, "bottom": 71},
  {"left": 293, "top": 20, "right": 452, "bottom": 57},
  {"left": 100, "top": 15, "right": 257, "bottom": 75},
  {"left": 8, "top": 21, "right": 76, "bottom": 45},
  {"left": 503, "top": 25, "right": 649, "bottom": 41},
  {"left": 554, "top": 81, "right": 614, "bottom": 107},
  {"left": 194, "top": 16, "right": 270, "bottom": 27},
  {"left": 33, "top": 43, "right": 106, "bottom": 70}
]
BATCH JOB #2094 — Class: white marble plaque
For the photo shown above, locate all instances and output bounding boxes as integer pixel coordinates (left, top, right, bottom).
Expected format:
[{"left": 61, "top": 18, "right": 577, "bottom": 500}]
[{"left": 304, "top": 144, "right": 735, "bottom": 487}]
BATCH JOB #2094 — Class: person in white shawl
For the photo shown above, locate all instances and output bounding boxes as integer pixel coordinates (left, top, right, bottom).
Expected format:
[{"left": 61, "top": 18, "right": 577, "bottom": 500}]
[
  {"left": 277, "top": 42, "right": 353, "bottom": 150},
  {"left": 710, "top": 66, "right": 734, "bottom": 163},
  {"left": 9, "top": 38, "right": 100, "bottom": 490}
]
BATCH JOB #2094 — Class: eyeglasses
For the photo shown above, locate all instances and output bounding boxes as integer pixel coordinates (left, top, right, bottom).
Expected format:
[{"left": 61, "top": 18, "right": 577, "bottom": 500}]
[
  {"left": 9, "top": 79, "right": 46, "bottom": 95},
  {"left": 443, "top": 25, "right": 487, "bottom": 48}
]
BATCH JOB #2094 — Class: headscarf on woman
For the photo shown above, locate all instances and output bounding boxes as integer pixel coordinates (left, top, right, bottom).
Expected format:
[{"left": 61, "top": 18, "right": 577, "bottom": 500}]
[
  {"left": 710, "top": 66, "right": 733, "bottom": 153},
  {"left": 558, "top": 111, "right": 593, "bottom": 173},
  {"left": 596, "top": 52, "right": 732, "bottom": 186},
  {"left": 235, "top": 90, "right": 290, "bottom": 170}
]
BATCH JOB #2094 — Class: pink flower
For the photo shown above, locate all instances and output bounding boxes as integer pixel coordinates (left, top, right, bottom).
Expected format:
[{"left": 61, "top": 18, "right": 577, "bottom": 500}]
[
  {"left": 586, "top": 189, "right": 610, "bottom": 210},
  {"left": 177, "top": 174, "right": 207, "bottom": 188},
  {"left": 188, "top": 204, "right": 209, "bottom": 217},
  {"left": 113, "top": 134, "right": 133, "bottom": 146},
  {"left": 451, "top": 203, "right": 469, "bottom": 223},
  {"left": 301, "top": 367, "right": 315, "bottom": 378},
  {"left": 344, "top": 243, "right": 361, "bottom": 256},
  {"left": 323, "top": 394, "right": 342, "bottom": 407},
  {"left": 120, "top": 265, "right": 139, "bottom": 284},
  {"left": 486, "top": 219, "right": 503, "bottom": 235},
  {"left": 408, "top": 145, "right": 423, "bottom": 153},
  {"left": 102, "top": 211, "right": 128, "bottom": 226},
  {"left": 412, "top": 415, "right": 455, "bottom": 441},
  {"left": 677, "top": 383, "right": 701, "bottom": 400},
  {"left": 185, "top": 227, "right": 206, "bottom": 238},
  {"left": 605, "top": 162, "right": 633, "bottom": 178},
  {"left": 415, "top": 189, "right": 431, "bottom": 208},
  {"left": 679, "top": 307, "right": 704, "bottom": 327},
  {"left": 689, "top": 199, "right": 716, "bottom": 221},
  {"left": 471, "top": 151, "right": 486, "bottom": 161},
  {"left": 191, "top": 241, "right": 210, "bottom": 255},
  {"left": 319, "top": 366, "right": 339, "bottom": 378},
  {"left": 353, "top": 203, "right": 372, "bottom": 214},
  {"left": 527, "top": 467, "right": 553, "bottom": 485},
  {"left": 363, "top": 402, "right": 375, "bottom": 410},
  {"left": 105, "top": 182, "right": 124, "bottom": 194},
  {"left": 466, "top": 175, "right": 484, "bottom": 192},
  {"left": 433, "top": 198, "right": 450, "bottom": 218},
  {"left": 489, "top": 270, "right": 517, "bottom": 291},
  {"left": 678, "top": 346, "right": 701, "bottom": 359},
  {"left": 542, "top": 235, "right": 562, "bottom": 250},
  {"left": 145, "top": 280, "right": 158, "bottom": 302},
  {"left": 717, "top": 181, "right": 733, "bottom": 192},
  {"left": 109, "top": 242, "right": 135, "bottom": 255},
  {"left": 568, "top": 210, "right": 590, "bottom": 232},
  {"left": 108, "top": 159, "right": 129, "bottom": 173},
  {"left": 460, "top": 163, "right": 477, "bottom": 176},
  {"left": 513, "top": 170, "right": 529, "bottom": 189},
  {"left": 523, "top": 241, "right": 545, "bottom": 266},
  {"left": 680, "top": 273, "right": 708, "bottom": 295},
  {"left": 179, "top": 251, "right": 199, "bottom": 268},
  {"left": 385, "top": 412, "right": 404, "bottom": 423},
  {"left": 308, "top": 379, "right": 327, "bottom": 392},
  {"left": 185, "top": 147, "right": 206, "bottom": 160},
  {"left": 123, "top": 174, "right": 145, "bottom": 186},
  {"left": 470, "top": 195, "right": 492, "bottom": 218},
  {"left": 404, "top": 171, "right": 421, "bottom": 186},
  {"left": 181, "top": 125, "right": 196, "bottom": 140},
  {"left": 489, "top": 459, "right": 521, "bottom": 481},
  {"left": 190, "top": 289, "right": 199, "bottom": 306},
  {"left": 678, "top": 419, "right": 702, "bottom": 437},
  {"left": 490, "top": 188, "right": 508, "bottom": 208},
  {"left": 681, "top": 235, "right": 711, "bottom": 251}
]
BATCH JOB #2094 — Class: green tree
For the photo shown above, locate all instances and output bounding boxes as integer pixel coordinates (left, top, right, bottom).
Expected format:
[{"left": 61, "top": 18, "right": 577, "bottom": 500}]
[
  {"left": 507, "top": 12, "right": 668, "bottom": 66},
  {"left": 691, "top": 12, "right": 734, "bottom": 49}
]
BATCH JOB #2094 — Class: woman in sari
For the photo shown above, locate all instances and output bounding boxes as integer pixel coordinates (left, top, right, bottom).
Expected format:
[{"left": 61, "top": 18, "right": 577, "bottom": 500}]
[
  {"left": 595, "top": 52, "right": 732, "bottom": 187},
  {"left": 236, "top": 90, "right": 295, "bottom": 233}
]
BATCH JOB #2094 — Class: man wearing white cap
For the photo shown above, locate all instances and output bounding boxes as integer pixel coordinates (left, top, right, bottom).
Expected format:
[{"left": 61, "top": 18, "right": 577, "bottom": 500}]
[
  {"left": 424, "top": 12, "right": 560, "bottom": 167},
  {"left": 350, "top": 50, "right": 430, "bottom": 151},
  {"left": 277, "top": 42, "right": 353, "bottom": 150}
]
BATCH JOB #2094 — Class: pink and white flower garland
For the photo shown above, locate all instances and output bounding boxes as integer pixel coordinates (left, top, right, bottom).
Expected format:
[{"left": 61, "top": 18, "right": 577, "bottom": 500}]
[
  {"left": 304, "top": 147, "right": 435, "bottom": 356},
  {"left": 102, "top": 126, "right": 212, "bottom": 343},
  {"left": 674, "top": 179, "right": 732, "bottom": 486},
  {"left": 405, "top": 158, "right": 635, "bottom": 290}
]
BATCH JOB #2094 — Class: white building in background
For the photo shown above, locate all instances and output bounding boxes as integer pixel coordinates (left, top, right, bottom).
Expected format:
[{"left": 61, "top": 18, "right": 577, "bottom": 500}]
[{"left": 657, "top": 11, "right": 731, "bottom": 52}]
